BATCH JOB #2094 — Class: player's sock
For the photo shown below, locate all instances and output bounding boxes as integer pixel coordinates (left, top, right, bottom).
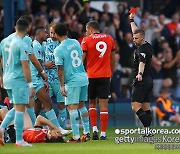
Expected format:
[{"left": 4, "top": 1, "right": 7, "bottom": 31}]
[
  {"left": 93, "top": 126, "right": 98, "bottom": 132},
  {"left": 100, "top": 110, "right": 108, "bottom": 134},
  {"left": 100, "top": 131, "right": 106, "bottom": 137},
  {"left": 89, "top": 105, "right": 97, "bottom": 131},
  {"left": 14, "top": 111, "right": 24, "bottom": 142},
  {"left": 26, "top": 107, "right": 36, "bottom": 126},
  {"left": 58, "top": 108, "right": 67, "bottom": 129},
  {"left": 145, "top": 110, "right": 152, "bottom": 127},
  {"left": 79, "top": 106, "right": 90, "bottom": 134},
  {"left": 45, "top": 109, "right": 60, "bottom": 128},
  {"left": 136, "top": 108, "right": 149, "bottom": 127},
  {"left": 69, "top": 109, "right": 80, "bottom": 139},
  {"left": 0, "top": 108, "right": 15, "bottom": 131}
]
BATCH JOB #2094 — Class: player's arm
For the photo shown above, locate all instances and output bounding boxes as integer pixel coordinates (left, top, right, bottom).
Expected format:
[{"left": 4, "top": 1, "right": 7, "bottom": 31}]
[
  {"left": 82, "top": 52, "right": 87, "bottom": 62},
  {"left": 29, "top": 54, "right": 48, "bottom": 81},
  {"left": 35, "top": 115, "right": 60, "bottom": 131},
  {"left": 110, "top": 51, "right": 115, "bottom": 74},
  {"left": 129, "top": 13, "right": 138, "bottom": 33},
  {"left": 21, "top": 60, "right": 35, "bottom": 98},
  {"left": 0, "top": 56, "right": 3, "bottom": 87},
  {"left": 136, "top": 62, "right": 145, "bottom": 81},
  {"left": 57, "top": 65, "right": 66, "bottom": 97}
]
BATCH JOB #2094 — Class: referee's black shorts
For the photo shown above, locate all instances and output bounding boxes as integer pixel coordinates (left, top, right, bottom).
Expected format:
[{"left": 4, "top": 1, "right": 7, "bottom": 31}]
[
  {"left": 131, "top": 77, "right": 153, "bottom": 103},
  {"left": 88, "top": 78, "right": 110, "bottom": 99}
]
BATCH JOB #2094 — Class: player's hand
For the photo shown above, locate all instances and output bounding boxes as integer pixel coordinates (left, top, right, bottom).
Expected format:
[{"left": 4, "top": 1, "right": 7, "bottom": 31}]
[
  {"left": 41, "top": 72, "right": 48, "bottom": 82},
  {"left": 136, "top": 74, "right": 142, "bottom": 81},
  {"left": 44, "top": 61, "right": 56, "bottom": 69},
  {"left": 44, "top": 81, "right": 49, "bottom": 93},
  {"left": 60, "top": 86, "right": 67, "bottom": 97},
  {"left": 129, "top": 13, "right": 135, "bottom": 20},
  {"left": 30, "top": 87, "right": 35, "bottom": 98},
  {"left": 0, "top": 76, "right": 4, "bottom": 88}
]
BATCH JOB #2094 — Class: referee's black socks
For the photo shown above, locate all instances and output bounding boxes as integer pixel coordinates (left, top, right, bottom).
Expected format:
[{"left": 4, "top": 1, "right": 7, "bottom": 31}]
[
  {"left": 136, "top": 108, "right": 149, "bottom": 127},
  {"left": 145, "top": 110, "right": 152, "bottom": 127}
]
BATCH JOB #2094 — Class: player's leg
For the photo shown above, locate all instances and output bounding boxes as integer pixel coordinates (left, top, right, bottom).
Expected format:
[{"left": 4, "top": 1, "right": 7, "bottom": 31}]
[
  {"left": 52, "top": 82, "right": 67, "bottom": 129},
  {"left": 88, "top": 78, "right": 98, "bottom": 139},
  {"left": 13, "top": 84, "right": 32, "bottom": 147},
  {"left": 98, "top": 78, "right": 110, "bottom": 140},
  {"left": 36, "top": 86, "right": 59, "bottom": 127},
  {"left": 142, "top": 81, "right": 153, "bottom": 127},
  {"left": 131, "top": 83, "right": 150, "bottom": 128},
  {"left": 35, "top": 85, "right": 71, "bottom": 135},
  {"left": 66, "top": 86, "right": 80, "bottom": 142},
  {"left": 0, "top": 90, "right": 15, "bottom": 146},
  {"left": 78, "top": 85, "right": 90, "bottom": 141},
  {"left": 26, "top": 97, "right": 36, "bottom": 126}
]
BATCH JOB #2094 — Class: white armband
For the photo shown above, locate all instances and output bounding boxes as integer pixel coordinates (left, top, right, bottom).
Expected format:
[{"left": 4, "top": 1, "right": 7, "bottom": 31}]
[
  {"left": 28, "top": 82, "right": 33, "bottom": 88},
  {"left": 41, "top": 70, "right": 45, "bottom": 74}
]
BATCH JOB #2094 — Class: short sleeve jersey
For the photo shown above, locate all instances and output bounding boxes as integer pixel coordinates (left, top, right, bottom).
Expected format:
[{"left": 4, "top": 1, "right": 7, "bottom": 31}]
[
  {"left": 30, "top": 40, "right": 43, "bottom": 79},
  {"left": 44, "top": 38, "right": 60, "bottom": 83},
  {"left": 8, "top": 33, "right": 33, "bottom": 55},
  {"left": 0, "top": 35, "right": 29, "bottom": 89},
  {"left": 81, "top": 33, "right": 115, "bottom": 78},
  {"left": 54, "top": 38, "right": 88, "bottom": 87},
  {"left": 133, "top": 42, "right": 153, "bottom": 79}
]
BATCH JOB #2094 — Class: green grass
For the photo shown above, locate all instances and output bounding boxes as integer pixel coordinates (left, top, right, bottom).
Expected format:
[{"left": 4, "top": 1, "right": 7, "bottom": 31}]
[{"left": 1, "top": 127, "right": 180, "bottom": 154}]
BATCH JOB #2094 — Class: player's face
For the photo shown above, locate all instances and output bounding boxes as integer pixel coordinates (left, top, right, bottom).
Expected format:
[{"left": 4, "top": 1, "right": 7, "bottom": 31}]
[
  {"left": 133, "top": 33, "right": 143, "bottom": 46},
  {"left": 40, "top": 29, "right": 48, "bottom": 41},
  {"left": 86, "top": 25, "right": 93, "bottom": 36},
  {"left": 50, "top": 27, "right": 57, "bottom": 41}
]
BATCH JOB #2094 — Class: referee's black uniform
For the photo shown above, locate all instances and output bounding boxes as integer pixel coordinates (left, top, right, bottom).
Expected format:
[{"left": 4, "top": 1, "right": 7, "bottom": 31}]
[{"left": 131, "top": 41, "right": 153, "bottom": 103}]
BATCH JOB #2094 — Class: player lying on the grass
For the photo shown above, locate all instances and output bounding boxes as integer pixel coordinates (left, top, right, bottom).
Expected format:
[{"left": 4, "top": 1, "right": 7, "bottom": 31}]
[{"left": 0, "top": 108, "right": 66, "bottom": 145}]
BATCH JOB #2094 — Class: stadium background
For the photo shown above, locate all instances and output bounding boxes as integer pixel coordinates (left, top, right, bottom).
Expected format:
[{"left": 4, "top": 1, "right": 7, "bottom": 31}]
[{"left": 0, "top": 0, "right": 180, "bottom": 127}]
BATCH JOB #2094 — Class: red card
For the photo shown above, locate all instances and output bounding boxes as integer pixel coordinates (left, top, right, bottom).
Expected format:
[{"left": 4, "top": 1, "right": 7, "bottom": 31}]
[{"left": 129, "top": 7, "right": 136, "bottom": 14}]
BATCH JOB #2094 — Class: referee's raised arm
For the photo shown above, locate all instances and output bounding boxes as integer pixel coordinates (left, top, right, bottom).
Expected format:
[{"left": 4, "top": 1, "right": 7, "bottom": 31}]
[{"left": 129, "top": 13, "right": 138, "bottom": 33}]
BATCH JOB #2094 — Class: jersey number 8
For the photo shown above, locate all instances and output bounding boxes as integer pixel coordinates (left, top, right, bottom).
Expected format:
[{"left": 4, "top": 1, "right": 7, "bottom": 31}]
[{"left": 70, "top": 50, "right": 81, "bottom": 67}]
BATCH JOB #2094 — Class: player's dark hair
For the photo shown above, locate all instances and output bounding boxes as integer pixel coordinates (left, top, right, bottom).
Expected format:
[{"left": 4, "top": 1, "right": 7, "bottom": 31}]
[
  {"left": 34, "top": 26, "right": 45, "bottom": 36},
  {"left": 54, "top": 23, "right": 68, "bottom": 36},
  {"left": 19, "top": 15, "right": 32, "bottom": 24},
  {"left": 133, "top": 29, "right": 145, "bottom": 37},
  {"left": 86, "top": 21, "right": 99, "bottom": 30},
  {"left": 16, "top": 18, "right": 29, "bottom": 32},
  {"left": 45, "top": 136, "right": 66, "bottom": 143}
]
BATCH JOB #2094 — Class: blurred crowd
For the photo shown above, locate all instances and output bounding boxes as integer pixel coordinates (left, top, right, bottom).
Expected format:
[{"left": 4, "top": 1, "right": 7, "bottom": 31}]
[{"left": 0, "top": 0, "right": 180, "bottom": 102}]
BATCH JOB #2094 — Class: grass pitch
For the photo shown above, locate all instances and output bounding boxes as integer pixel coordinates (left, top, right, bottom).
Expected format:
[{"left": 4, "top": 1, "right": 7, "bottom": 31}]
[{"left": 0, "top": 127, "right": 180, "bottom": 154}]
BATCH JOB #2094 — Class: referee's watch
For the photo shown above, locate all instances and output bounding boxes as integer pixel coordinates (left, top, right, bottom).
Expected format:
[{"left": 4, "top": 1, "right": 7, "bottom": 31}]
[{"left": 138, "top": 72, "right": 143, "bottom": 76}]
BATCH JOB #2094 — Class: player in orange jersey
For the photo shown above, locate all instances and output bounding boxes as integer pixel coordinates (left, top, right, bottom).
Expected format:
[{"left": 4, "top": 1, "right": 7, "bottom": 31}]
[{"left": 81, "top": 21, "right": 115, "bottom": 140}]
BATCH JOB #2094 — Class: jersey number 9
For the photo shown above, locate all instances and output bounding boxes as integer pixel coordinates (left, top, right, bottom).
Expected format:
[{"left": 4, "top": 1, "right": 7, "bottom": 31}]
[{"left": 96, "top": 41, "right": 107, "bottom": 58}]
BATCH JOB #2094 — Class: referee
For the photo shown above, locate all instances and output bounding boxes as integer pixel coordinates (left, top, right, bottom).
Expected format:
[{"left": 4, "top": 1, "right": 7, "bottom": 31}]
[{"left": 129, "top": 12, "right": 153, "bottom": 133}]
